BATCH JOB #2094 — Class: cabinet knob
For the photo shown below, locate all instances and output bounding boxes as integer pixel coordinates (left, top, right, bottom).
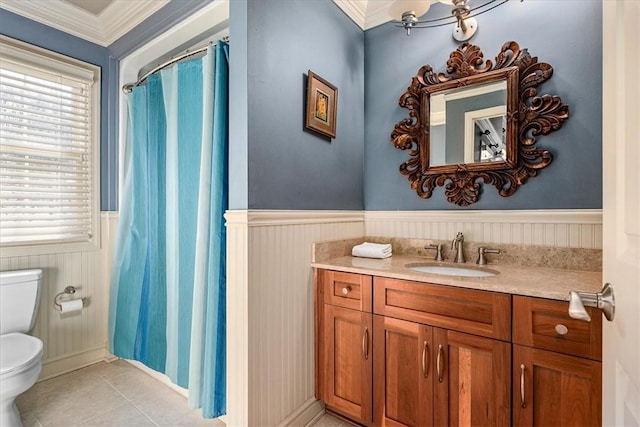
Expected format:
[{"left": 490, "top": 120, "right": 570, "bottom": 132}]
[
  {"left": 555, "top": 324, "right": 569, "bottom": 335},
  {"left": 341, "top": 286, "right": 351, "bottom": 296}
]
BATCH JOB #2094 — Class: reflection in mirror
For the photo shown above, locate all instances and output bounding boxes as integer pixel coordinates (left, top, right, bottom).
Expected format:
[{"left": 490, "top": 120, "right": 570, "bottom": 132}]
[
  {"left": 473, "top": 115, "right": 506, "bottom": 163},
  {"left": 429, "top": 80, "right": 507, "bottom": 167}
]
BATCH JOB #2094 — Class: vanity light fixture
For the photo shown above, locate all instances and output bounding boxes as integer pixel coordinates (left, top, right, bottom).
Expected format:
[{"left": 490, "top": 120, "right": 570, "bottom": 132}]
[{"left": 391, "top": 0, "right": 515, "bottom": 41}]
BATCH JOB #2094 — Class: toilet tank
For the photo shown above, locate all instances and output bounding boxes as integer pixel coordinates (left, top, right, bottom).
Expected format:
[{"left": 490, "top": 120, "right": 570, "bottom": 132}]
[{"left": 0, "top": 269, "right": 43, "bottom": 335}]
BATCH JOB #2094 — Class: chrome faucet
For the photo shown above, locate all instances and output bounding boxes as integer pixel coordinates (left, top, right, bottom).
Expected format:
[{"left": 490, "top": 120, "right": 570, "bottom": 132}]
[
  {"left": 425, "top": 243, "right": 444, "bottom": 261},
  {"left": 476, "top": 247, "right": 501, "bottom": 265},
  {"left": 451, "top": 232, "right": 465, "bottom": 263}
]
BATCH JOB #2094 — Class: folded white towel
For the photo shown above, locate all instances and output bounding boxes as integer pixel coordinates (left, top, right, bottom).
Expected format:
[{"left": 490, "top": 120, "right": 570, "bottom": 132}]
[{"left": 352, "top": 242, "right": 392, "bottom": 259}]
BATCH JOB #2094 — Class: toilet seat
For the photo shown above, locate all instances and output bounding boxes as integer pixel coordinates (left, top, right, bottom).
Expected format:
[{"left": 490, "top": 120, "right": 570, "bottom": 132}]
[{"left": 0, "top": 333, "right": 43, "bottom": 378}]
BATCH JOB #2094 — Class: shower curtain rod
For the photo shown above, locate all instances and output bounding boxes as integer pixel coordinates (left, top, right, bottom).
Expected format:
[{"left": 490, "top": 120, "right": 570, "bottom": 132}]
[{"left": 122, "top": 37, "right": 228, "bottom": 94}]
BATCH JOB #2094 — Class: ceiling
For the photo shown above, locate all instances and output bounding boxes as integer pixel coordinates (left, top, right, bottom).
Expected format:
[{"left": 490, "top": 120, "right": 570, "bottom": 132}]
[
  {"left": 0, "top": 0, "right": 170, "bottom": 46},
  {"left": 333, "top": 0, "right": 400, "bottom": 30},
  {"left": 63, "top": 0, "right": 115, "bottom": 15},
  {"left": 0, "top": 0, "right": 424, "bottom": 46}
]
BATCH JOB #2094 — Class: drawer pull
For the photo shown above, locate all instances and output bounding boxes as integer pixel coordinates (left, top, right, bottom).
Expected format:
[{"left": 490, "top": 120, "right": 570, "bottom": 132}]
[
  {"left": 520, "top": 364, "right": 526, "bottom": 408},
  {"left": 341, "top": 286, "right": 351, "bottom": 296},
  {"left": 422, "top": 341, "right": 429, "bottom": 378},
  {"left": 437, "top": 345, "right": 444, "bottom": 383},
  {"left": 362, "top": 327, "right": 369, "bottom": 360},
  {"left": 555, "top": 324, "right": 569, "bottom": 335}
]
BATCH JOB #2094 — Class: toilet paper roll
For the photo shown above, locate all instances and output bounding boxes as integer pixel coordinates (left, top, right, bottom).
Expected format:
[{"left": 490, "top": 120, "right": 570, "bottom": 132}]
[{"left": 59, "top": 299, "right": 83, "bottom": 313}]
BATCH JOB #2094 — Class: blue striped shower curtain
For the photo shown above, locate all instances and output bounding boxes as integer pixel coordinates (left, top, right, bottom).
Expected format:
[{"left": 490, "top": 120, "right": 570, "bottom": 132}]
[{"left": 109, "top": 42, "right": 228, "bottom": 418}]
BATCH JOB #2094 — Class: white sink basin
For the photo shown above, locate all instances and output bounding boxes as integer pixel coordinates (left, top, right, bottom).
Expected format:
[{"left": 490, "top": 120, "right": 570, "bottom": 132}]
[{"left": 407, "top": 264, "right": 497, "bottom": 277}]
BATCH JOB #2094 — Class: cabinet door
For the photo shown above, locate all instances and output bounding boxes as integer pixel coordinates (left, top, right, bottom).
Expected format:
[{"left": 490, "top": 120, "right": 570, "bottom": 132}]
[
  {"left": 323, "top": 304, "right": 373, "bottom": 423},
  {"left": 373, "top": 315, "right": 433, "bottom": 427},
  {"left": 433, "top": 329, "right": 511, "bottom": 427},
  {"left": 513, "top": 345, "right": 602, "bottom": 427}
]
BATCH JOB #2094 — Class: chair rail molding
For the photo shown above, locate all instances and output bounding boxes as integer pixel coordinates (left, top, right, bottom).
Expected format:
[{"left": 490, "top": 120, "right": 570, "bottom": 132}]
[{"left": 225, "top": 209, "right": 365, "bottom": 227}]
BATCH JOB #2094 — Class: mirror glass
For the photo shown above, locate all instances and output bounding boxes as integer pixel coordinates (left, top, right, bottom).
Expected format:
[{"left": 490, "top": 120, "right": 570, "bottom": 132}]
[{"left": 429, "top": 80, "right": 507, "bottom": 167}]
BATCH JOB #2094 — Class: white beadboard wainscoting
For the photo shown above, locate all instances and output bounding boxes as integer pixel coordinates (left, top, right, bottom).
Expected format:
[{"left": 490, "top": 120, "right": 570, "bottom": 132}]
[
  {"left": 225, "top": 210, "right": 365, "bottom": 427},
  {"left": 0, "top": 212, "right": 118, "bottom": 379},
  {"left": 365, "top": 210, "right": 603, "bottom": 249}
]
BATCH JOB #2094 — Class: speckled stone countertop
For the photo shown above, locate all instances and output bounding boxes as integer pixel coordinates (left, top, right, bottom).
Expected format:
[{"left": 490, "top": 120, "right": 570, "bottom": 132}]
[{"left": 312, "top": 254, "right": 602, "bottom": 302}]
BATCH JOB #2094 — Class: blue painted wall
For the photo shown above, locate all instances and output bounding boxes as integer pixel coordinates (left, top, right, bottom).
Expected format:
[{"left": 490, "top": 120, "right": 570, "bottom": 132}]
[
  {"left": 0, "top": 9, "right": 113, "bottom": 209},
  {"left": 234, "top": 0, "right": 365, "bottom": 210},
  {"left": 229, "top": 0, "right": 249, "bottom": 210},
  {"left": 364, "top": 0, "right": 602, "bottom": 210}
]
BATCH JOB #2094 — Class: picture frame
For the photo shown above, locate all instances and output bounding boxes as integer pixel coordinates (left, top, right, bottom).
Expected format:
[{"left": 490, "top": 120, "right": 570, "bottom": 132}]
[{"left": 305, "top": 70, "right": 337, "bottom": 138}]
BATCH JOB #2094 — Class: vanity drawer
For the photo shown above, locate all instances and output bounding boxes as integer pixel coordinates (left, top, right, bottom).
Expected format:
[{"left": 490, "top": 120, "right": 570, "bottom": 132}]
[
  {"left": 321, "top": 270, "right": 372, "bottom": 312},
  {"left": 513, "top": 296, "right": 602, "bottom": 361},
  {"left": 373, "top": 277, "right": 511, "bottom": 341}
]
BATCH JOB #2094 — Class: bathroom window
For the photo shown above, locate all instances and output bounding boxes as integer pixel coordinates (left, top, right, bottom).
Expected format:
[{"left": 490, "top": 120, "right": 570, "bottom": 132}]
[{"left": 0, "top": 36, "right": 100, "bottom": 254}]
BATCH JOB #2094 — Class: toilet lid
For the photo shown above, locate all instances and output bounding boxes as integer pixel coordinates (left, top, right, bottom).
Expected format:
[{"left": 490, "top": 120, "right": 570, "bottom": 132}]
[{"left": 0, "top": 332, "right": 43, "bottom": 375}]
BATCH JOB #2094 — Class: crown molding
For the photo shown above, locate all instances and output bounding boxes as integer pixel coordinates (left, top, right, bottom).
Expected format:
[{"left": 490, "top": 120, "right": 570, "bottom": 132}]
[
  {"left": 363, "top": 0, "right": 395, "bottom": 30},
  {"left": 100, "top": 0, "right": 171, "bottom": 46},
  {"left": 0, "top": 0, "right": 169, "bottom": 47},
  {"left": 0, "top": 0, "right": 104, "bottom": 44},
  {"left": 333, "top": 0, "right": 367, "bottom": 30},
  {"left": 333, "top": 0, "right": 396, "bottom": 31}
]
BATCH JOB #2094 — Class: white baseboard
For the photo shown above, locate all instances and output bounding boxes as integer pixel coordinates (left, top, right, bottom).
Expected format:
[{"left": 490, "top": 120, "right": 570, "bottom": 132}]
[
  {"left": 278, "top": 398, "right": 325, "bottom": 427},
  {"left": 39, "top": 345, "right": 110, "bottom": 380},
  {"left": 303, "top": 406, "right": 326, "bottom": 427},
  {"left": 124, "top": 359, "right": 189, "bottom": 398}
]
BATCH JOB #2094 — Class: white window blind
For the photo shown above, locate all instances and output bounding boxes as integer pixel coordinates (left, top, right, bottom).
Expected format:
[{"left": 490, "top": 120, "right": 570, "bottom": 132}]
[{"left": 0, "top": 37, "right": 99, "bottom": 248}]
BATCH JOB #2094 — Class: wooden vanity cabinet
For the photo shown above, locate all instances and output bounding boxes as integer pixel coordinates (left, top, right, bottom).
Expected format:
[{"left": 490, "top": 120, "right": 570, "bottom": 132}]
[
  {"left": 432, "top": 328, "right": 511, "bottom": 426},
  {"left": 372, "top": 277, "right": 511, "bottom": 341},
  {"left": 372, "top": 315, "right": 511, "bottom": 427},
  {"left": 373, "top": 278, "right": 511, "bottom": 427},
  {"left": 512, "top": 296, "right": 602, "bottom": 427},
  {"left": 315, "top": 270, "right": 603, "bottom": 427},
  {"left": 323, "top": 304, "right": 373, "bottom": 422},
  {"left": 373, "top": 315, "right": 433, "bottom": 426},
  {"left": 316, "top": 270, "right": 374, "bottom": 423},
  {"left": 512, "top": 345, "right": 601, "bottom": 427}
]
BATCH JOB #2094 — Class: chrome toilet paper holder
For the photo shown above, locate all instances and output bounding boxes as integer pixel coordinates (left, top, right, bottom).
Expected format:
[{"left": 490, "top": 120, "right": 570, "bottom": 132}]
[{"left": 53, "top": 286, "right": 88, "bottom": 312}]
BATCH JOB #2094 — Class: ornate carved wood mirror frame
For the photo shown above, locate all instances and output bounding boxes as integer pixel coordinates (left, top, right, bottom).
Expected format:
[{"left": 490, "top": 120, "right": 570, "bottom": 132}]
[{"left": 391, "top": 41, "right": 569, "bottom": 206}]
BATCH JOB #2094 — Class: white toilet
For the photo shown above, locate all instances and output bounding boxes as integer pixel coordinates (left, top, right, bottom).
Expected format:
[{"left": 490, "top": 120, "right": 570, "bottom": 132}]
[{"left": 0, "top": 269, "right": 43, "bottom": 427}]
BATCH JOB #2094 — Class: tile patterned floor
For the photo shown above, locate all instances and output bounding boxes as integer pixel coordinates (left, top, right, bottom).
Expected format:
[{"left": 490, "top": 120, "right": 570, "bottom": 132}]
[
  {"left": 17, "top": 360, "right": 225, "bottom": 427},
  {"left": 17, "top": 360, "right": 356, "bottom": 427},
  {"left": 310, "top": 412, "right": 359, "bottom": 427}
]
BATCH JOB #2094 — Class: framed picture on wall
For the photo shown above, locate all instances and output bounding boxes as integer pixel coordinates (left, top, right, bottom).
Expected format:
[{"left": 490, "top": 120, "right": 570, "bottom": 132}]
[{"left": 305, "top": 70, "right": 337, "bottom": 138}]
